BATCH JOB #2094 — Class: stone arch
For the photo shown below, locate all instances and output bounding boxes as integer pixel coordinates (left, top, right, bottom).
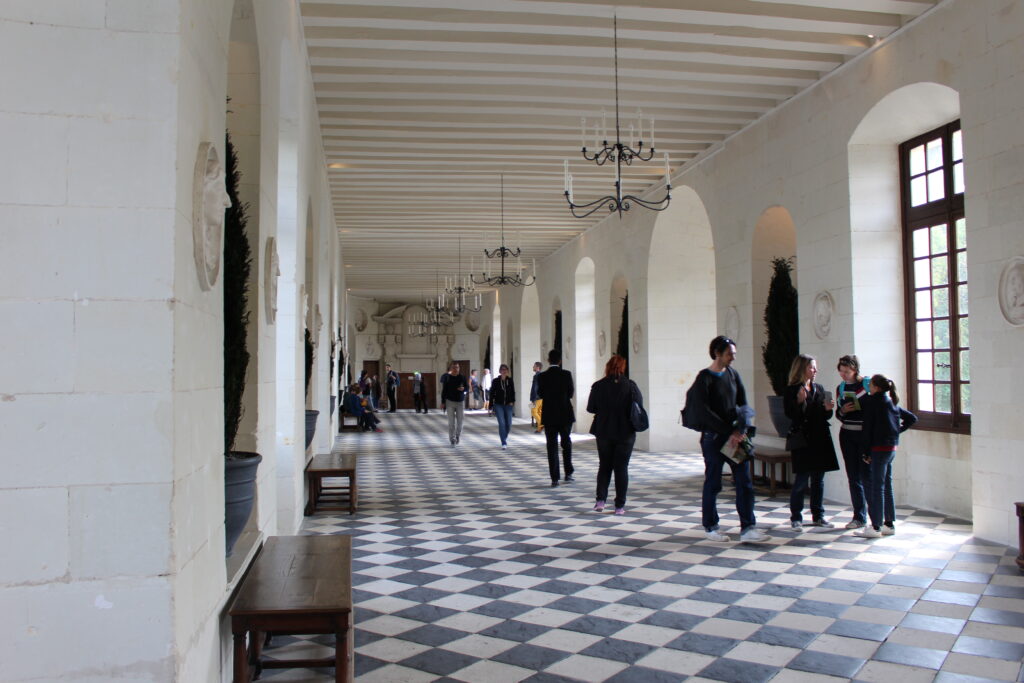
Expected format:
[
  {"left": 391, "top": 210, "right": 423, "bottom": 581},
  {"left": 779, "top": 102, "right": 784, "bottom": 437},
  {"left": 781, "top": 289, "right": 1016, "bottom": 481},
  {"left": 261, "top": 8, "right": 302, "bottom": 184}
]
[
  {"left": 609, "top": 275, "right": 628, "bottom": 367},
  {"left": 574, "top": 257, "right": 597, "bottom": 433},
  {"left": 646, "top": 186, "right": 716, "bottom": 451},
  {"left": 751, "top": 206, "right": 797, "bottom": 429},
  {"left": 518, "top": 285, "right": 540, "bottom": 418}
]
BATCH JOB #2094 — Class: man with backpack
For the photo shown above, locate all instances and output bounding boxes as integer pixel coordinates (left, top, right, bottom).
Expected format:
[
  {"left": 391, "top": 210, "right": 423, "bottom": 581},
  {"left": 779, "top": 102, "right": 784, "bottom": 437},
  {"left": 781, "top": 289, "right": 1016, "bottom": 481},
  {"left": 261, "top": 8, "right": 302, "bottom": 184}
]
[{"left": 683, "top": 336, "right": 769, "bottom": 543}]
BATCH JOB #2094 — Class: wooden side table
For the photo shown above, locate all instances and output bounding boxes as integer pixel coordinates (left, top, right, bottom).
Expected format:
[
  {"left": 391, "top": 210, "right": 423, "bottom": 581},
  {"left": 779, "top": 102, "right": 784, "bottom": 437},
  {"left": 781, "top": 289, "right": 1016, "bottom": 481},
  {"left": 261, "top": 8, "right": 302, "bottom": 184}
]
[
  {"left": 305, "top": 453, "right": 358, "bottom": 515},
  {"left": 752, "top": 445, "right": 791, "bottom": 498},
  {"left": 1016, "top": 502, "right": 1024, "bottom": 572}
]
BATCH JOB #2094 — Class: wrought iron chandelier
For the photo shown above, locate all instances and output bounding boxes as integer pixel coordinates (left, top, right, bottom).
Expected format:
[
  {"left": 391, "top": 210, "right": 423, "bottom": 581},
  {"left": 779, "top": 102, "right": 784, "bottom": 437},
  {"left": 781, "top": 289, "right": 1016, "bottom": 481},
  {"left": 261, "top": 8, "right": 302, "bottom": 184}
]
[
  {"left": 425, "top": 272, "right": 459, "bottom": 324},
  {"left": 472, "top": 175, "right": 536, "bottom": 288},
  {"left": 443, "top": 238, "right": 482, "bottom": 314},
  {"left": 564, "top": 16, "right": 672, "bottom": 219}
]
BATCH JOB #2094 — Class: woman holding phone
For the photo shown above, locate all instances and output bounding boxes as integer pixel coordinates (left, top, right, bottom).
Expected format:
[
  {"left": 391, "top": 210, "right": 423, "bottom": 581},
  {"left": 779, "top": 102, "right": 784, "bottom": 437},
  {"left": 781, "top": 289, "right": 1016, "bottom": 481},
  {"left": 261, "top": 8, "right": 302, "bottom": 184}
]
[{"left": 784, "top": 354, "right": 840, "bottom": 531}]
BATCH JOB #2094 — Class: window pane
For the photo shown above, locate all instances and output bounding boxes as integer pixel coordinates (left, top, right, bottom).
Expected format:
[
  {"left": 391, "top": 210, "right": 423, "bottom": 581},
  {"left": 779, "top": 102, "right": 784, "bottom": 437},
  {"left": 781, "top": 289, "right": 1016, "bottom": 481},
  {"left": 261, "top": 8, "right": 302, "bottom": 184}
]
[
  {"left": 926, "top": 138, "right": 943, "bottom": 170},
  {"left": 917, "top": 321, "right": 932, "bottom": 350},
  {"left": 918, "top": 382, "right": 934, "bottom": 411},
  {"left": 953, "top": 161, "right": 965, "bottom": 194},
  {"left": 933, "top": 319, "right": 950, "bottom": 349},
  {"left": 959, "top": 316, "right": 969, "bottom": 348},
  {"left": 961, "top": 384, "right": 971, "bottom": 415},
  {"left": 918, "top": 351, "right": 933, "bottom": 381},
  {"left": 910, "top": 144, "right": 926, "bottom": 176},
  {"left": 916, "top": 289, "right": 932, "bottom": 318},
  {"left": 958, "top": 284, "right": 969, "bottom": 315},
  {"left": 931, "top": 256, "right": 948, "bottom": 286},
  {"left": 911, "top": 176, "right": 928, "bottom": 206},
  {"left": 952, "top": 129, "right": 963, "bottom": 161},
  {"left": 928, "top": 169, "right": 946, "bottom": 201},
  {"left": 955, "top": 217, "right": 966, "bottom": 249},
  {"left": 915, "top": 258, "right": 931, "bottom": 288},
  {"left": 960, "top": 349, "right": 970, "bottom": 381},
  {"left": 913, "top": 228, "right": 930, "bottom": 257},
  {"left": 930, "top": 224, "right": 948, "bottom": 255},
  {"left": 935, "top": 383, "right": 952, "bottom": 413},
  {"left": 957, "top": 251, "right": 967, "bottom": 282},
  {"left": 932, "top": 288, "right": 949, "bottom": 317},
  {"left": 935, "top": 351, "right": 951, "bottom": 381}
]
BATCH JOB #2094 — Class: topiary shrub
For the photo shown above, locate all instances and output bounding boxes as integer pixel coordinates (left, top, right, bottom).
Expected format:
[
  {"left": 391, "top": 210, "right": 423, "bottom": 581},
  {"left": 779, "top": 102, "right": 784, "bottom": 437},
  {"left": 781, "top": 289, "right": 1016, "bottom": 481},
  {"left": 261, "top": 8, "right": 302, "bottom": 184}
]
[{"left": 761, "top": 257, "right": 799, "bottom": 396}]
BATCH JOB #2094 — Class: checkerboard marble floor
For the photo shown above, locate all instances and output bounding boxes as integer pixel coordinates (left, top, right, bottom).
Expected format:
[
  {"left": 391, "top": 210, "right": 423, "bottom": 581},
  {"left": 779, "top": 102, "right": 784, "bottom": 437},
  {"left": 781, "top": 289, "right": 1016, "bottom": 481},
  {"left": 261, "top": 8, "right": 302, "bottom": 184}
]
[{"left": 263, "top": 409, "right": 1024, "bottom": 682}]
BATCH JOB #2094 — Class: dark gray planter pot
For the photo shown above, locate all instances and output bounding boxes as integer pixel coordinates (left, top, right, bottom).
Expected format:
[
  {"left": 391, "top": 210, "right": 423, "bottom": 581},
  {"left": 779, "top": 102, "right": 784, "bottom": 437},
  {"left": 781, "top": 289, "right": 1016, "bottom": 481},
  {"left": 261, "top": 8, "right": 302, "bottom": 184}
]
[
  {"left": 766, "top": 395, "right": 791, "bottom": 438},
  {"left": 225, "top": 452, "right": 262, "bottom": 557},
  {"left": 305, "top": 409, "right": 320, "bottom": 450}
]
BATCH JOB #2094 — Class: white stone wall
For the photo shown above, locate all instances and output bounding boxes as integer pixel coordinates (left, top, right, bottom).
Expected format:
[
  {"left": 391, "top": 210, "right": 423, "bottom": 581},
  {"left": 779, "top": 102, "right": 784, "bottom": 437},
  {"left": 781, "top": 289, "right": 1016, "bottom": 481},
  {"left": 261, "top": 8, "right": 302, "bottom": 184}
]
[{"left": 526, "top": 0, "right": 1024, "bottom": 546}]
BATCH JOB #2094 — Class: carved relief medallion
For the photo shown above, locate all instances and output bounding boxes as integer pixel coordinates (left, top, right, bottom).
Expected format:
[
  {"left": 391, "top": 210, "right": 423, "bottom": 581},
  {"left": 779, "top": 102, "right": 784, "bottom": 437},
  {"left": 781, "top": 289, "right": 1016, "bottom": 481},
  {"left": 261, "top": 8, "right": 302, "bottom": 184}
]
[
  {"left": 723, "top": 306, "right": 740, "bottom": 343},
  {"left": 465, "top": 310, "right": 480, "bottom": 331},
  {"left": 998, "top": 256, "right": 1024, "bottom": 326},
  {"left": 192, "top": 142, "right": 231, "bottom": 291},
  {"left": 597, "top": 330, "right": 606, "bottom": 356},
  {"left": 354, "top": 308, "right": 368, "bottom": 332},
  {"left": 812, "top": 291, "right": 835, "bottom": 339},
  {"left": 632, "top": 323, "right": 643, "bottom": 353}
]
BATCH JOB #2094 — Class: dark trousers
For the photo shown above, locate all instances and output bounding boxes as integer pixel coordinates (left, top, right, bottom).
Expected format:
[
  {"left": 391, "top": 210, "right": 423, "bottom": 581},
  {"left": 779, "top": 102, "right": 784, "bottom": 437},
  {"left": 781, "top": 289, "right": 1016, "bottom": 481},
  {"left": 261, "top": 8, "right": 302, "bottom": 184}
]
[
  {"left": 596, "top": 435, "right": 635, "bottom": 508},
  {"left": 413, "top": 392, "right": 428, "bottom": 413},
  {"left": 839, "top": 429, "right": 869, "bottom": 522},
  {"left": 790, "top": 471, "right": 825, "bottom": 522},
  {"left": 867, "top": 450, "right": 896, "bottom": 529},
  {"left": 544, "top": 423, "right": 573, "bottom": 482},
  {"left": 700, "top": 432, "right": 756, "bottom": 531},
  {"left": 387, "top": 386, "right": 397, "bottom": 411}
]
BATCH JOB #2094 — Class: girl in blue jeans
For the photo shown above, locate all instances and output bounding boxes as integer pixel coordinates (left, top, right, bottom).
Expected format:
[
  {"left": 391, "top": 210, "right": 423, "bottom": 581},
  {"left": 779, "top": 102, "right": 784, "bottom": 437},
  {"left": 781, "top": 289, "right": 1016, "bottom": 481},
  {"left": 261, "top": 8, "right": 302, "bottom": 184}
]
[
  {"left": 490, "top": 364, "right": 516, "bottom": 449},
  {"left": 855, "top": 374, "right": 917, "bottom": 538}
]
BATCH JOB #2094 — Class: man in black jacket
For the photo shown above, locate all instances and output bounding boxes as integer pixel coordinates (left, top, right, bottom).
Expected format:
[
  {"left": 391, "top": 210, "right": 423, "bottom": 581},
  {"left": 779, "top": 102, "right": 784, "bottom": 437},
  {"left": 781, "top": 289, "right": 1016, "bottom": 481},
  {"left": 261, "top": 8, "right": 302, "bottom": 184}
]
[
  {"left": 537, "top": 349, "right": 575, "bottom": 486},
  {"left": 385, "top": 364, "right": 400, "bottom": 412},
  {"left": 440, "top": 362, "right": 467, "bottom": 445}
]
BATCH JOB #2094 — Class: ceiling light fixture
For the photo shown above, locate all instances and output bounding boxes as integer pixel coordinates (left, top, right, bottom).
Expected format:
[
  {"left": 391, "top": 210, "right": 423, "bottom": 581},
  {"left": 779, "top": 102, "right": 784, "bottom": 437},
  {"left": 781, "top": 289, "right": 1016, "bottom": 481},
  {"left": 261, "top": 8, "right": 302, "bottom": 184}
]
[
  {"left": 564, "top": 16, "right": 671, "bottom": 219},
  {"left": 472, "top": 175, "right": 536, "bottom": 288}
]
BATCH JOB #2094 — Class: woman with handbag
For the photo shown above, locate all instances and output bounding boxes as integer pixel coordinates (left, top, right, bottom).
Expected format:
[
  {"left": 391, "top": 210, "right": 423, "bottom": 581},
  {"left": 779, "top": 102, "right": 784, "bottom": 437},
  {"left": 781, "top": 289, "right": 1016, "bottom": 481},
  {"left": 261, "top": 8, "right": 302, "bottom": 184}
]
[
  {"left": 784, "top": 354, "right": 840, "bottom": 531},
  {"left": 489, "top": 364, "right": 516, "bottom": 449},
  {"left": 586, "top": 355, "right": 644, "bottom": 515}
]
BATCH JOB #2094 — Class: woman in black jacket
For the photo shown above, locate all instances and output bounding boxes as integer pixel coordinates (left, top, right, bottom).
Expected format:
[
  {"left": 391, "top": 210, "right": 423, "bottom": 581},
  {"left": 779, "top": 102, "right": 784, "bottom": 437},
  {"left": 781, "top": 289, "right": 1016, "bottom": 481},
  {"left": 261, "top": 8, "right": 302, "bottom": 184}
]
[
  {"left": 784, "top": 354, "right": 840, "bottom": 531},
  {"left": 489, "top": 364, "right": 516, "bottom": 449},
  {"left": 586, "top": 355, "right": 643, "bottom": 515}
]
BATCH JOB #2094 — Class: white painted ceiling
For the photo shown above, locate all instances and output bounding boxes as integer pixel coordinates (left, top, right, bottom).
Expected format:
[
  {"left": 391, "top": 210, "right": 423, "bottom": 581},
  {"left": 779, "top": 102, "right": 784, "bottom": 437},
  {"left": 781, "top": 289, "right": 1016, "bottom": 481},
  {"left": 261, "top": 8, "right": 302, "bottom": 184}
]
[{"left": 299, "top": 0, "right": 937, "bottom": 300}]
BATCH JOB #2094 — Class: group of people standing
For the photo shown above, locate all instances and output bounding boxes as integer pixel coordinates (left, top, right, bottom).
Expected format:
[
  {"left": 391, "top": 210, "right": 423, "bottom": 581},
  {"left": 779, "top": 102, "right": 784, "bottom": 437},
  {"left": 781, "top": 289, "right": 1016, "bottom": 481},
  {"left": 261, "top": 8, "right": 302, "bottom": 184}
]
[{"left": 692, "top": 336, "right": 917, "bottom": 543}]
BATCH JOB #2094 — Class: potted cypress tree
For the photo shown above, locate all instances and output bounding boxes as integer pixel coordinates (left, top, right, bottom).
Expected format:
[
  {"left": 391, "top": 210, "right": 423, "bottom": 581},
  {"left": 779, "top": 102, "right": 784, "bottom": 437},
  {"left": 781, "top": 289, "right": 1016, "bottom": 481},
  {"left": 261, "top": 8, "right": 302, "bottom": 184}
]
[
  {"left": 761, "top": 257, "right": 799, "bottom": 437},
  {"left": 304, "top": 327, "right": 319, "bottom": 450},
  {"left": 223, "top": 132, "right": 261, "bottom": 557}
]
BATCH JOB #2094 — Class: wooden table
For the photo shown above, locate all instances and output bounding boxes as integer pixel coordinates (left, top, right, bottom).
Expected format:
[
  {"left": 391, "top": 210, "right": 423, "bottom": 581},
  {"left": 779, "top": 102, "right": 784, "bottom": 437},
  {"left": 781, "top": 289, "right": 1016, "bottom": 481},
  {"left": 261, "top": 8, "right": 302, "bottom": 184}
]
[
  {"left": 229, "top": 535, "right": 353, "bottom": 682},
  {"left": 752, "top": 445, "right": 791, "bottom": 497},
  {"left": 305, "top": 453, "right": 358, "bottom": 515}
]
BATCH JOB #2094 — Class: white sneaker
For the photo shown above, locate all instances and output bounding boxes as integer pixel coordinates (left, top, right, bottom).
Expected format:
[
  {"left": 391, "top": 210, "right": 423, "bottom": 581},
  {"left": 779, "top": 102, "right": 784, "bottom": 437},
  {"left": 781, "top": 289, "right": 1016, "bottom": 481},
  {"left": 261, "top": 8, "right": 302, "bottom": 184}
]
[
  {"left": 740, "top": 527, "right": 770, "bottom": 543},
  {"left": 880, "top": 525, "right": 895, "bottom": 536},
  {"left": 705, "top": 529, "right": 730, "bottom": 542},
  {"left": 854, "top": 526, "right": 881, "bottom": 538},
  {"left": 845, "top": 520, "right": 865, "bottom": 530},
  {"left": 791, "top": 521, "right": 803, "bottom": 532}
]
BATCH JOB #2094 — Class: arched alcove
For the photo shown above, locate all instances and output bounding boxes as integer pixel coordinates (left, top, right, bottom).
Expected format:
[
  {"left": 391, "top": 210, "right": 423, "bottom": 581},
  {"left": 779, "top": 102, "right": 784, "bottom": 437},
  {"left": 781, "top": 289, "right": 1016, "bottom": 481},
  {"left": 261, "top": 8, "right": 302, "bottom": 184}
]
[
  {"left": 518, "top": 285, "right": 541, "bottom": 419},
  {"left": 751, "top": 206, "right": 797, "bottom": 429},
  {"left": 848, "top": 82, "right": 970, "bottom": 520},
  {"left": 609, "top": 275, "right": 628, "bottom": 371},
  {"left": 646, "top": 187, "right": 716, "bottom": 451},
  {"left": 574, "top": 257, "right": 597, "bottom": 433}
]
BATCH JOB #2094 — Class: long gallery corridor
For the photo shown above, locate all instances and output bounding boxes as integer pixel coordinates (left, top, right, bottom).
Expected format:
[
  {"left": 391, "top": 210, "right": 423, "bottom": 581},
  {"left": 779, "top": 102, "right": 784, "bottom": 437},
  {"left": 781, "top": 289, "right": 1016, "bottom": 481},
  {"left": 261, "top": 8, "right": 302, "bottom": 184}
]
[{"left": 261, "top": 411, "right": 1024, "bottom": 683}]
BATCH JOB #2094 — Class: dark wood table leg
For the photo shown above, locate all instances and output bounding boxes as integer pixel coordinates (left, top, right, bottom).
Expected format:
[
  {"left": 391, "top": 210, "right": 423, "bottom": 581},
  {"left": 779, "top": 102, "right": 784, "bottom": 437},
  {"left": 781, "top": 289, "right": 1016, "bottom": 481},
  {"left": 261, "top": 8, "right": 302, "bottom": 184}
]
[
  {"left": 1015, "top": 502, "right": 1024, "bottom": 572},
  {"left": 233, "top": 630, "right": 249, "bottom": 683},
  {"left": 769, "top": 462, "right": 777, "bottom": 498},
  {"left": 350, "top": 472, "right": 357, "bottom": 515}
]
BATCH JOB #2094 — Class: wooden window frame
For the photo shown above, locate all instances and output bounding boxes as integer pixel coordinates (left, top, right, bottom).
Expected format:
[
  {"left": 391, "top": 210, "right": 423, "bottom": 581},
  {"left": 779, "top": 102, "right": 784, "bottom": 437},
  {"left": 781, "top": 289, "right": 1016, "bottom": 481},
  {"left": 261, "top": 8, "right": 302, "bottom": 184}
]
[{"left": 898, "top": 121, "right": 970, "bottom": 434}]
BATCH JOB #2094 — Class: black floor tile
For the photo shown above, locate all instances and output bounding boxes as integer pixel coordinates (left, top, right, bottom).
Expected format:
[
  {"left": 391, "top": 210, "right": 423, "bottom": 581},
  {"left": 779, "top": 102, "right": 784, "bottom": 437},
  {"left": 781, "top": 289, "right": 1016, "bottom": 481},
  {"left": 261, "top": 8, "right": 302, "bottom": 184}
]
[
  {"left": 492, "top": 643, "right": 572, "bottom": 670},
  {"left": 748, "top": 625, "right": 819, "bottom": 649},
  {"left": 826, "top": 619, "right": 895, "bottom": 641},
  {"left": 698, "top": 657, "right": 779, "bottom": 683},
  {"left": 787, "top": 649, "right": 866, "bottom": 678},
  {"left": 579, "top": 637, "right": 658, "bottom": 664},
  {"left": 398, "top": 648, "right": 480, "bottom": 676},
  {"left": 664, "top": 632, "right": 739, "bottom": 656},
  {"left": 874, "top": 641, "right": 948, "bottom": 669},
  {"left": 952, "top": 635, "right": 1024, "bottom": 661},
  {"left": 899, "top": 612, "right": 966, "bottom": 634}
]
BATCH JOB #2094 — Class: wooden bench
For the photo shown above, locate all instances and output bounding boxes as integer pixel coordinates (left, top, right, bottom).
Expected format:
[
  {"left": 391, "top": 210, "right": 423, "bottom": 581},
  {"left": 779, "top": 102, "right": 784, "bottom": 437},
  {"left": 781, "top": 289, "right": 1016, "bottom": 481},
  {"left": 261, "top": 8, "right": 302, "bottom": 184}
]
[
  {"left": 305, "top": 453, "right": 358, "bottom": 515},
  {"left": 752, "top": 444, "right": 791, "bottom": 497},
  {"left": 229, "top": 535, "right": 353, "bottom": 682},
  {"left": 338, "top": 409, "right": 360, "bottom": 432}
]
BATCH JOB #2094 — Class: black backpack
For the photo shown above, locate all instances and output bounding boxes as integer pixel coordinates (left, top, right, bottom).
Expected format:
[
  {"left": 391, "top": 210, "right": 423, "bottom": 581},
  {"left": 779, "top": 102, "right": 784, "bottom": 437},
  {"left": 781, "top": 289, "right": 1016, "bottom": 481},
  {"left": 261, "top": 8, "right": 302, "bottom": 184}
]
[{"left": 680, "top": 371, "right": 710, "bottom": 432}]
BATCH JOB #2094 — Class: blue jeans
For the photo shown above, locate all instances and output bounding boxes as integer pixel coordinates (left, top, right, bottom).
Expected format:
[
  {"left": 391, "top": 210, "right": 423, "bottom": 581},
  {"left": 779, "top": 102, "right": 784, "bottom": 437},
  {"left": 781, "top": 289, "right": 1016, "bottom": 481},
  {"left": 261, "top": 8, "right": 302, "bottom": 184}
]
[
  {"left": 701, "top": 432, "right": 756, "bottom": 531},
  {"left": 866, "top": 450, "right": 896, "bottom": 529},
  {"left": 839, "top": 429, "right": 869, "bottom": 523},
  {"left": 790, "top": 471, "right": 825, "bottom": 522},
  {"left": 494, "top": 404, "right": 513, "bottom": 445}
]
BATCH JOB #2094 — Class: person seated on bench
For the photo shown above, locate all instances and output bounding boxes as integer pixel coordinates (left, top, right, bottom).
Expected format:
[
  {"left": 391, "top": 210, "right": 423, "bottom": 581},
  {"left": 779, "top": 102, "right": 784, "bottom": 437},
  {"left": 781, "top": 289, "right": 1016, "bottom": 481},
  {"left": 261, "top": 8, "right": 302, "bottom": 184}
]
[{"left": 345, "top": 383, "right": 382, "bottom": 432}]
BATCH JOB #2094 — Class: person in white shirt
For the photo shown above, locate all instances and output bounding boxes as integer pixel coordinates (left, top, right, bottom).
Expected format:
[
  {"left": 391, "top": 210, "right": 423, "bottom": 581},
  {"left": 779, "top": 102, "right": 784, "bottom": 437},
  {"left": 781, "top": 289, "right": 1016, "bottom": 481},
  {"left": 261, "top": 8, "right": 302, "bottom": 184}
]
[{"left": 481, "top": 368, "right": 493, "bottom": 414}]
